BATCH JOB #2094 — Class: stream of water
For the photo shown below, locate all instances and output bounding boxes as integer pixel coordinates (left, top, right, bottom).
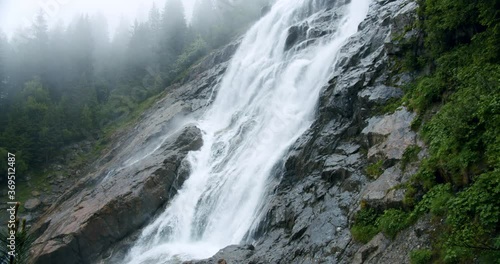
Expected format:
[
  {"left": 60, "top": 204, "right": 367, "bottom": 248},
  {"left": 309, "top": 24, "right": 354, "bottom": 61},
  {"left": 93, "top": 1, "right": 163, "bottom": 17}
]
[{"left": 124, "top": 0, "right": 369, "bottom": 262}]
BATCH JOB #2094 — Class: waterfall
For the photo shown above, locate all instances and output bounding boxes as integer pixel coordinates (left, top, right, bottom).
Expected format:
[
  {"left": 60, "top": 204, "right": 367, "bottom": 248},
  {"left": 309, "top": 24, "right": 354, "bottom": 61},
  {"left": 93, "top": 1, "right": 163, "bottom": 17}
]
[{"left": 124, "top": 0, "right": 370, "bottom": 262}]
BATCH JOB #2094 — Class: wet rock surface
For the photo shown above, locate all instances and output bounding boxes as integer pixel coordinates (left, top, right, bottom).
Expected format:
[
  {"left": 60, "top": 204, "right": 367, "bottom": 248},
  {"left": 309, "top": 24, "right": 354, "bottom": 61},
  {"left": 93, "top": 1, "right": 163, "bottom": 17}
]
[
  {"left": 361, "top": 164, "right": 410, "bottom": 210},
  {"left": 192, "top": 0, "right": 424, "bottom": 263},
  {"left": 24, "top": 198, "right": 41, "bottom": 211},
  {"left": 185, "top": 245, "right": 256, "bottom": 264},
  {"left": 31, "top": 126, "right": 203, "bottom": 264},
  {"left": 358, "top": 85, "right": 404, "bottom": 105},
  {"left": 352, "top": 233, "right": 391, "bottom": 264},
  {"left": 362, "top": 108, "right": 417, "bottom": 161},
  {"left": 352, "top": 215, "right": 432, "bottom": 264}
]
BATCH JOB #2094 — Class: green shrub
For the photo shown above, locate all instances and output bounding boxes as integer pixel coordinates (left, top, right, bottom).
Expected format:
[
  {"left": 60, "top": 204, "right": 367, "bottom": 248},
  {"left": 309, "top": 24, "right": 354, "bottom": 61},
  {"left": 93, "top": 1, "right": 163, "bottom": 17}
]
[
  {"left": 351, "top": 208, "right": 381, "bottom": 243},
  {"left": 428, "top": 191, "right": 452, "bottom": 217},
  {"left": 408, "top": 76, "right": 444, "bottom": 113},
  {"left": 411, "top": 158, "right": 437, "bottom": 191},
  {"left": 410, "top": 249, "right": 433, "bottom": 264},
  {"left": 351, "top": 225, "right": 380, "bottom": 244},
  {"left": 410, "top": 114, "right": 423, "bottom": 131},
  {"left": 377, "top": 209, "right": 410, "bottom": 239},
  {"left": 0, "top": 203, "right": 34, "bottom": 264},
  {"left": 402, "top": 145, "right": 422, "bottom": 171},
  {"left": 393, "top": 1, "right": 500, "bottom": 262},
  {"left": 365, "top": 160, "right": 384, "bottom": 179},
  {"left": 403, "top": 184, "right": 418, "bottom": 207},
  {"left": 351, "top": 208, "right": 411, "bottom": 242},
  {"left": 443, "top": 171, "right": 500, "bottom": 262},
  {"left": 410, "top": 184, "right": 453, "bottom": 220}
]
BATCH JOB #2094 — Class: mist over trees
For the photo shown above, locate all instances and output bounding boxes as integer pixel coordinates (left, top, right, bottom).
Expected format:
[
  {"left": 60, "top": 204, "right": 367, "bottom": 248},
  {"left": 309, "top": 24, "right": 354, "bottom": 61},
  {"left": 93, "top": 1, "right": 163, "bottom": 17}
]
[
  {"left": 0, "top": 0, "right": 269, "bottom": 177},
  {"left": 192, "top": 0, "right": 269, "bottom": 48}
]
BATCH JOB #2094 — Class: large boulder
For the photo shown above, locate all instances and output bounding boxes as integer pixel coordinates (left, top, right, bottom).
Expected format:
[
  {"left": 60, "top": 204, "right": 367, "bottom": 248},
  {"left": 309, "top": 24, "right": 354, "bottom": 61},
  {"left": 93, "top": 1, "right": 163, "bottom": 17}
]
[
  {"left": 24, "top": 198, "right": 41, "bottom": 211},
  {"left": 361, "top": 164, "right": 418, "bottom": 210},
  {"left": 358, "top": 85, "right": 404, "bottom": 105},
  {"left": 31, "top": 125, "right": 202, "bottom": 264},
  {"left": 362, "top": 108, "right": 417, "bottom": 161},
  {"left": 352, "top": 233, "right": 391, "bottom": 264}
]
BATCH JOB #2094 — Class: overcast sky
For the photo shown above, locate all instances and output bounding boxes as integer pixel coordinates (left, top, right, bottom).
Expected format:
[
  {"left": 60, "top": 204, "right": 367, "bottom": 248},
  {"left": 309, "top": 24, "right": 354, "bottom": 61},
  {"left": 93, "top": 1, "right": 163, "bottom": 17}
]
[{"left": 0, "top": 0, "right": 196, "bottom": 38}]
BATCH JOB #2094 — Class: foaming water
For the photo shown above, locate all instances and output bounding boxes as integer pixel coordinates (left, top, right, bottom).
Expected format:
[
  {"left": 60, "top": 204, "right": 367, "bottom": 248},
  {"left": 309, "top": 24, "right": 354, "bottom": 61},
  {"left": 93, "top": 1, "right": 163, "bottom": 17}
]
[{"left": 124, "top": 0, "right": 370, "bottom": 263}]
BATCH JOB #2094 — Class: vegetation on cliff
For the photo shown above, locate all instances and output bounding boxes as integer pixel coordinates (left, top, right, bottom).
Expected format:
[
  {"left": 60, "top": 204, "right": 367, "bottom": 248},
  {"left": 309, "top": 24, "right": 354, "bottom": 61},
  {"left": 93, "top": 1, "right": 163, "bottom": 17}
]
[
  {"left": 354, "top": 0, "right": 500, "bottom": 263},
  {"left": 407, "top": 0, "right": 499, "bottom": 262}
]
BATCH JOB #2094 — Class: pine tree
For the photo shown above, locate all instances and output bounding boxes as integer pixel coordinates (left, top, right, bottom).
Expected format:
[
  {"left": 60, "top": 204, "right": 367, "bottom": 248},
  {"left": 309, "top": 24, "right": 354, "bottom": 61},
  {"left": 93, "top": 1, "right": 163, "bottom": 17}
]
[
  {"left": 160, "top": 0, "right": 188, "bottom": 70},
  {"left": 0, "top": 32, "right": 9, "bottom": 129},
  {"left": 149, "top": 3, "right": 162, "bottom": 38},
  {"left": 192, "top": 0, "right": 217, "bottom": 46},
  {"left": 127, "top": 20, "right": 153, "bottom": 80},
  {"left": 148, "top": 3, "right": 162, "bottom": 66},
  {"left": 31, "top": 10, "right": 49, "bottom": 82}
]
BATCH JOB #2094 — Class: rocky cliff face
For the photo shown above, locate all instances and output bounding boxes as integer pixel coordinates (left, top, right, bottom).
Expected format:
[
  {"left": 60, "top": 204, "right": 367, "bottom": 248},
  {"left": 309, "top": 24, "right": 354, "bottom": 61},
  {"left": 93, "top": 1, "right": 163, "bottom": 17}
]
[
  {"left": 29, "top": 43, "right": 238, "bottom": 264},
  {"left": 30, "top": 0, "right": 426, "bottom": 263},
  {"left": 193, "top": 0, "right": 425, "bottom": 263}
]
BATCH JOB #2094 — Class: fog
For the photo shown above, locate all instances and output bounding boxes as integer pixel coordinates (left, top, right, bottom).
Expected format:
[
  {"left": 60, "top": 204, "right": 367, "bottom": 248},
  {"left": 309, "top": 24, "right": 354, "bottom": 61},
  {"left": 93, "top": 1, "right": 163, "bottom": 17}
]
[
  {"left": 0, "top": 0, "right": 269, "bottom": 169},
  {"left": 0, "top": 0, "right": 197, "bottom": 38}
]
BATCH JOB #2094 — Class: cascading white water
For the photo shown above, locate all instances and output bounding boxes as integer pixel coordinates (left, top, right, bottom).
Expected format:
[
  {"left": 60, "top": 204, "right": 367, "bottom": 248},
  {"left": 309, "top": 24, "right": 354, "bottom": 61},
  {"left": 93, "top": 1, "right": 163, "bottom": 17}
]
[{"left": 124, "top": 0, "right": 369, "bottom": 263}]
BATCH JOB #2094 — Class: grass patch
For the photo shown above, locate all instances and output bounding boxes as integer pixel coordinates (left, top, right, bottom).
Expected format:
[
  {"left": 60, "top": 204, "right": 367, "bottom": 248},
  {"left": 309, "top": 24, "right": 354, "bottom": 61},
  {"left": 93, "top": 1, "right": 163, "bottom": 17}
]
[
  {"left": 351, "top": 207, "right": 412, "bottom": 243},
  {"left": 375, "top": 98, "right": 403, "bottom": 115},
  {"left": 410, "top": 249, "right": 433, "bottom": 264},
  {"left": 401, "top": 145, "right": 422, "bottom": 171},
  {"left": 377, "top": 209, "right": 411, "bottom": 239},
  {"left": 365, "top": 160, "right": 384, "bottom": 179},
  {"left": 15, "top": 171, "right": 52, "bottom": 214}
]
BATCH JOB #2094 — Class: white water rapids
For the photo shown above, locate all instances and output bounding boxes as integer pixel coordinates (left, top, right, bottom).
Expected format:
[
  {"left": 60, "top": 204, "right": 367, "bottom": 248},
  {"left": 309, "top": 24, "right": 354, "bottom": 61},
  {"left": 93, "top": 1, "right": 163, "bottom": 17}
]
[{"left": 125, "top": 0, "right": 369, "bottom": 263}]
